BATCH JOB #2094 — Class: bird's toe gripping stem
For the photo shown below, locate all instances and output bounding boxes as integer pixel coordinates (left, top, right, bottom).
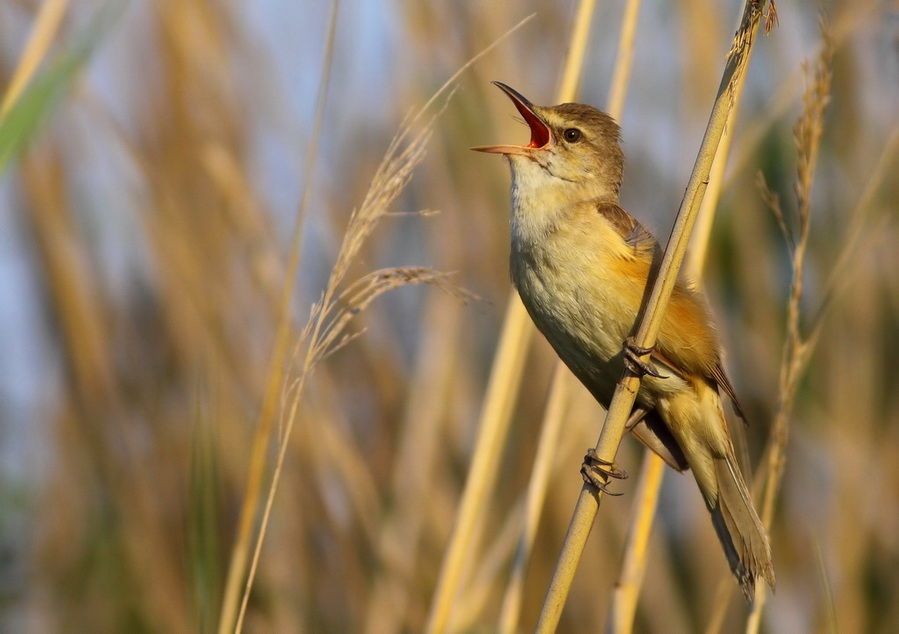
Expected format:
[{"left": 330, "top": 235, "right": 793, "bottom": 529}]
[
  {"left": 623, "top": 337, "right": 668, "bottom": 379},
  {"left": 581, "top": 448, "right": 629, "bottom": 495}
]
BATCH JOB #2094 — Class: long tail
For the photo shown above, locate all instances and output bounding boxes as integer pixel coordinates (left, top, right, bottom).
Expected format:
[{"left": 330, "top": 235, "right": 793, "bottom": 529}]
[{"left": 708, "top": 450, "right": 776, "bottom": 601}]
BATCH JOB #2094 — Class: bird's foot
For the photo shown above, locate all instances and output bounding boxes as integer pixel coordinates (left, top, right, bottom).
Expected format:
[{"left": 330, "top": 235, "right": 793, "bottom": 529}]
[
  {"left": 623, "top": 337, "right": 668, "bottom": 379},
  {"left": 581, "top": 448, "right": 629, "bottom": 495}
]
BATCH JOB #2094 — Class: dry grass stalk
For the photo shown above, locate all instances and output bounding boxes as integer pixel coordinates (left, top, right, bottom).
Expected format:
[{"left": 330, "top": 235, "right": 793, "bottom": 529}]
[
  {"left": 233, "top": 16, "right": 533, "bottom": 632},
  {"left": 746, "top": 26, "right": 834, "bottom": 631},
  {"left": 607, "top": 452, "right": 666, "bottom": 633},
  {"left": 707, "top": 35, "right": 899, "bottom": 634},
  {"left": 217, "top": 5, "right": 340, "bottom": 631},
  {"left": 233, "top": 108, "right": 468, "bottom": 632}
]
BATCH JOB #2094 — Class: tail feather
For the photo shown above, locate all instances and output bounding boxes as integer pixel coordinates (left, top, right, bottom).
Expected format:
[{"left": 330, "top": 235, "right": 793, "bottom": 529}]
[{"left": 708, "top": 453, "right": 776, "bottom": 601}]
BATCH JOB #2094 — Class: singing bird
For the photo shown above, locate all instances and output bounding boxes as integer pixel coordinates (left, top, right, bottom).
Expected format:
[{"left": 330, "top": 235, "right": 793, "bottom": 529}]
[{"left": 473, "top": 82, "right": 774, "bottom": 599}]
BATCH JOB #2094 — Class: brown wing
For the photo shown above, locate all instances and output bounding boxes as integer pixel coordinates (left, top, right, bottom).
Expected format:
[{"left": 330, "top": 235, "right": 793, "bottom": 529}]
[
  {"left": 598, "top": 201, "right": 748, "bottom": 424},
  {"left": 596, "top": 203, "right": 659, "bottom": 259},
  {"left": 627, "top": 408, "right": 690, "bottom": 472},
  {"left": 655, "top": 321, "right": 748, "bottom": 424},
  {"left": 711, "top": 363, "right": 748, "bottom": 423},
  {"left": 642, "top": 270, "right": 749, "bottom": 424}
]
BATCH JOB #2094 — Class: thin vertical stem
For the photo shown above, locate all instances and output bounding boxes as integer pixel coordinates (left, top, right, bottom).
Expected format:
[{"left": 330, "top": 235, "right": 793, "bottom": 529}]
[{"left": 218, "top": 3, "right": 340, "bottom": 632}]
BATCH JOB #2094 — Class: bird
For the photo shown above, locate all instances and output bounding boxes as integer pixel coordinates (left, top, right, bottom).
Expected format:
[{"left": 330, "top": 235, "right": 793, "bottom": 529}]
[{"left": 472, "top": 81, "right": 774, "bottom": 600}]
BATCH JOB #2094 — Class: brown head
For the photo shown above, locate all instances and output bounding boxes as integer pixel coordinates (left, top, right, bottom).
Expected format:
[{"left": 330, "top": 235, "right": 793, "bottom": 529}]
[{"left": 473, "top": 82, "right": 625, "bottom": 204}]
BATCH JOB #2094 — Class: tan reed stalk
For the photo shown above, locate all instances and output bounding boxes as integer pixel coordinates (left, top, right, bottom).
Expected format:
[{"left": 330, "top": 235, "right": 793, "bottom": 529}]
[
  {"left": 608, "top": 34, "right": 753, "bottom": 633},
  {"left": 11, "top": 0, "right": 116, "bottom": 423},
  {"left": 0, "top": 0, "right": 69, "bottom": 117},
  {"left": 423, "top": 4, "right": 597, "bottom": 632},
  {"left": 362, "top": 294, "right": 464, "bottom": 634},
  {"left": 426, "top": 252, "right": 527, "bottom": 611},
  {"left": 218, "top": 4, "right": 339, "bottom": 631},
  {"left": 22, "top": 120, "right": 195, "bottom": 633},
  {"left": 535, "top": 2, "right": 772, "bottom": 631},
  {"left": 495, "top": 1, "right": 643, "bottom": 630},
  {"left": 605, "top": 0, "right": 642, "bottom": 121},
  {"left": 423, "top": 299, "right": 533, "bottom": 632},
  {"left": 607, "top": 453, "right": 666, "bottom": 633},
  {"left": 497, "top": 364, "right": 572, "bottom": 634}
]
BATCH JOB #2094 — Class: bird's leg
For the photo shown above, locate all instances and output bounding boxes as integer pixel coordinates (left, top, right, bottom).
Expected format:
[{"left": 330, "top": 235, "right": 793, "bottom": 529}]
[
  {"left": 581, "top": 448, "right": 628, "bottom": 495},
  {"left": 623, "top": 337, "right": 668, "bottom": 379}
]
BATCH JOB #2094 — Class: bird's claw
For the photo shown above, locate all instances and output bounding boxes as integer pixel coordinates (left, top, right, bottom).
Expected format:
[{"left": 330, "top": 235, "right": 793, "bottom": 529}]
[
  {"left": 581, "top": 448, "right": 628, "bottom": 495},
  {"left": 623, "top": 337, "right": 668, "bottom": 379}
]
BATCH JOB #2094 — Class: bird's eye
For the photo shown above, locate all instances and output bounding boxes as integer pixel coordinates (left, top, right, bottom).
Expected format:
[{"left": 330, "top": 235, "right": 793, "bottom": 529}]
[{"left": 563, "top": 128, "right": 582, "bottom": 143}]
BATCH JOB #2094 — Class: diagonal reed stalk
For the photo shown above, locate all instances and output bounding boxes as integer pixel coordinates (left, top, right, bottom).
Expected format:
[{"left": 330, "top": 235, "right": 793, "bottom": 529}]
[
  {"left": 607, "top": 20, "right": 756, "bottom": 631},
  {"left": 424, "top": 3, "right": 598, "bottom": 632},
  {"left": 624, "top": 6, "right": 895, "bottom": 632},
  {"left": 535, "top": 2, "right": 772, "bottom": 631},
  {"left": 497, "top": 0, "right": 643, "bottom": 631},
  {"left": 0, "top": 0, "right": 69, "bottom": 118}
]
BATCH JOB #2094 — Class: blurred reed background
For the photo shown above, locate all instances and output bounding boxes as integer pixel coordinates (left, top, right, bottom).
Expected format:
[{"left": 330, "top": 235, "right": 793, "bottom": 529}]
[{"left": 1, "top": 0, "right": 897, "bottom": 632}]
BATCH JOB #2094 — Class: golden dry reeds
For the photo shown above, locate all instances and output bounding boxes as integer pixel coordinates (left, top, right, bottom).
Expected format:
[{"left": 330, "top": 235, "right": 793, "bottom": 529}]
[{"left": 2, "top": 1, "right": 898, "bottom": 632}]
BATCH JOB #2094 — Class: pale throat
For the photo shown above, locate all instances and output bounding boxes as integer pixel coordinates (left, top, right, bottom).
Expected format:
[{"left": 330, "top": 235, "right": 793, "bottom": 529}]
[
  {"left": 507, "top": 155, "right": 615, "bottom": 247},
  {"left": 508, "top": 166, "right": 568, "bottom": 248}
]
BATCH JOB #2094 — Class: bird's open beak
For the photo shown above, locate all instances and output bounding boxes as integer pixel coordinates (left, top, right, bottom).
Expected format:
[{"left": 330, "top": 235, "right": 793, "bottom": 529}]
[{"left": 471, "top": 82, "right": 552, "bottom": 156}]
